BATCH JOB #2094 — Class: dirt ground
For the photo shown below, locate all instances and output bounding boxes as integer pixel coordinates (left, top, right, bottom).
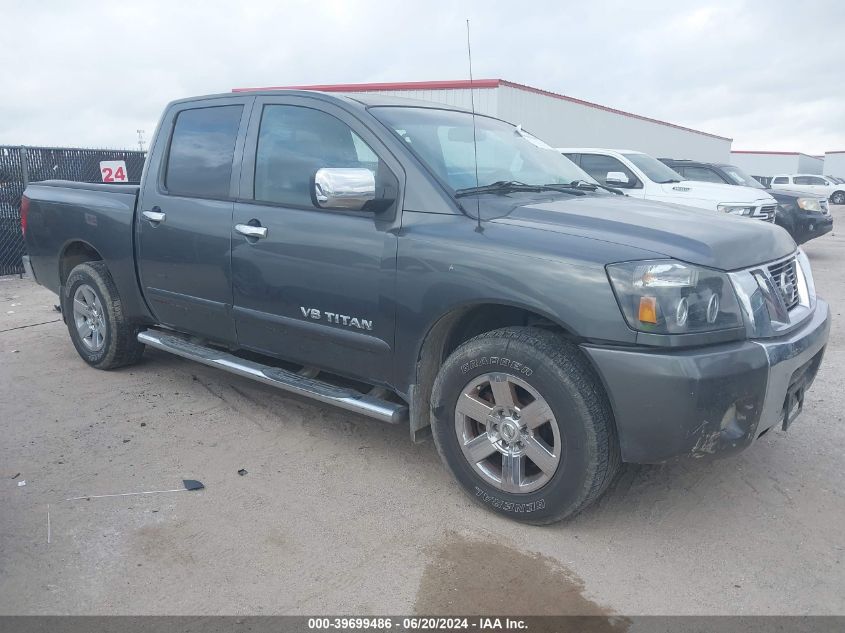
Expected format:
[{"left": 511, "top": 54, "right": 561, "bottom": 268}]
[{"left": 1, "top": 209, "right": 844, "bottom": 616}]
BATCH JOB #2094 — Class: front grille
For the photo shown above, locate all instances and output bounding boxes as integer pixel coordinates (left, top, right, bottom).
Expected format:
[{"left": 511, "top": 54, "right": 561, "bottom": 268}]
[
  {"left": 754, "top": 205, "right": 777, "bottom": 222},
  {"left": 768, "top": 257, "right": 800, "bottom": 311}
]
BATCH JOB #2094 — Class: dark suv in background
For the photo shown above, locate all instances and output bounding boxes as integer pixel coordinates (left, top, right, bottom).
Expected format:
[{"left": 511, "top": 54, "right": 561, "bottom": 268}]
[{"left": 660, "top": 159, "right": 833, "bottom": 245}]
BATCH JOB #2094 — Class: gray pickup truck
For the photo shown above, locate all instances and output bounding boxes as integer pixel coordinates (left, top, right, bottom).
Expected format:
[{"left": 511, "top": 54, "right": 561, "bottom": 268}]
[{"left": 21, "top": 91, "right": 830, "bottom": 523}]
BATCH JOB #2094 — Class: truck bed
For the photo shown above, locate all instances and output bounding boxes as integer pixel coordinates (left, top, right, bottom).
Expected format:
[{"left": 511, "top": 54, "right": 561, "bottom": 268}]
[{"left": 23, "top": 179, "right": 151, "bottom": 321}]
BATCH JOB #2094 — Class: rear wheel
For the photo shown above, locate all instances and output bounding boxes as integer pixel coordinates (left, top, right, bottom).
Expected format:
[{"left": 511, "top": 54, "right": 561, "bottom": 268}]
[
  {"left": 431, "top": 327, "right": 620, "bottom": 524},
  {"left": 64, "top": 261, "right": 145, "bottom": 369},
  {"left": 831, "top": 191, "right": 845, "bottom": 205}
]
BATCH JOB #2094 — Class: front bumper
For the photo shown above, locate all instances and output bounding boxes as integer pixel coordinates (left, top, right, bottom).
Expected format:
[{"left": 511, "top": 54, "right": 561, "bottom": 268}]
[
  {"left": 582, "top": 299, "right": 830, "bottom": 463},
  {"left": 796, "top": 213, "right": 833, "bottom": 244}
]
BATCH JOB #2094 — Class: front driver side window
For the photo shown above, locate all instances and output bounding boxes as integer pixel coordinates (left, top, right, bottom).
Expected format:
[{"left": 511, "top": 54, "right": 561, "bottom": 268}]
[
  {"left": 254, "top": 105, "right": 383, "bottom": 208},
  {"left": 773, "top": 176, "right": 789, "bottom": 184},
  {"left": 579, "top": 154, "right": 638, "bottom": 187},
  {"left": 683, "top": 166, "right": 728, "bottom": 184}
]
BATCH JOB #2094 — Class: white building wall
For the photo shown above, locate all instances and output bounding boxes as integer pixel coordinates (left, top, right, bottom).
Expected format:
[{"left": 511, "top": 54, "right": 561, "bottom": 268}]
[
  {"left": 338, "top": 84, "right": 731, "bottom": 163},
  {"left": 338, "top": 87, "right": 498, "bottom": 117},
  {"left": 729, "top": 153, "right": 800, "bottom": 177},
  {"left": 797, "top": 154, "right": 824, "bottom": 174},
  {"left": 825, "top": 152, "right": 845, "bottom": 177},
  {"left": 495, "top": 85, "right": 732, "bottom": 162}
]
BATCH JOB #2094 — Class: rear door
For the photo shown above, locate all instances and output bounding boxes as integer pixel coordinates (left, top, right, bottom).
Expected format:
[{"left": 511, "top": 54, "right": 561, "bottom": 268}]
[
  {"left": 136, "top": 97, "right": 252, "bottom": 344},
  {"left": 771, "top": 176, "right": 791, "bottom": 190},
  {"left": 230, "top": 96, "right": 403, "bottom": 385}
]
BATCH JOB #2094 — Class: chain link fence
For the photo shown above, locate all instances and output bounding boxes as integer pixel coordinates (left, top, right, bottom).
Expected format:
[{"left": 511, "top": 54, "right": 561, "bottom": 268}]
[{"left": 0, "top": 146, "right": 146, "bottom": 276}]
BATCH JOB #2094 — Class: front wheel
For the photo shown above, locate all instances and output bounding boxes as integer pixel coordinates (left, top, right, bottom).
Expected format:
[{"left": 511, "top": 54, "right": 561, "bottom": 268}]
[
  {"left": 64, "top": 261, "right": 145, "bottom": 369},
  {"left": 831, "top": 191, "right": 845, "bottom": 205},
  {"left": 431, "top": 327, "right": 620, "bottom": 524}
]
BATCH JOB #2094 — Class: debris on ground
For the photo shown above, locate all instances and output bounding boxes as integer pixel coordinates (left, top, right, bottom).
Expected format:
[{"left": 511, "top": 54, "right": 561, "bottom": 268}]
[
  {"left": 11, "top": 473, "right": 20, "bottom": 479},
  {"left": 237, "top": 469, "right": 248, "bottom": 476},
  {"left": 66, "top": 479, "right": 205, "bottom": 500},
  {"left": 17, "top": 480, "right": 26, "bottom": 487}
]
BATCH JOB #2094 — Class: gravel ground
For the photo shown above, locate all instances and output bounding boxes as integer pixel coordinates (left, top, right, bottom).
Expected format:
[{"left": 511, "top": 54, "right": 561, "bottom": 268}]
[{"left": 1, "top": 208, "right": 843, "bottom": 616}]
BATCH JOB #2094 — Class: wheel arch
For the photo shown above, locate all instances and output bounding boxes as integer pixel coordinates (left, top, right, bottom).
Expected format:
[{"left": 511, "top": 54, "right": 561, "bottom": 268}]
[
  {"left": 59, "top": 239, "right": 104, "bottom": 286},
  {"left": 406, "top": 300, "right": 581, "bottom": 442}
]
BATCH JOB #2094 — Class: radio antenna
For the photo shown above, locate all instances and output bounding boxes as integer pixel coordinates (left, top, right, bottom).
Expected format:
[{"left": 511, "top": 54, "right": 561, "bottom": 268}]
[{"left": 466, "top": 19, "right": 482, "bottom": 232}]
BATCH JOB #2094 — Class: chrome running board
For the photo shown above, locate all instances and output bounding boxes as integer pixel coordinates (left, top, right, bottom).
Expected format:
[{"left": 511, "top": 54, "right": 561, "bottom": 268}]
[{"left": 137, "top": 330, "right": 408, "bottom": 425}]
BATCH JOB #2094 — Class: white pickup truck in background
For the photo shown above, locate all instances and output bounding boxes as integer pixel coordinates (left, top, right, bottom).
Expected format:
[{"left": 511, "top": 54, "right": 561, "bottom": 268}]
[
  {"left": 560, "top": 148, "right": 779, "bottom": 221},
  {"left": 771, "top": 174, "right": 845, "bottom": 205}
]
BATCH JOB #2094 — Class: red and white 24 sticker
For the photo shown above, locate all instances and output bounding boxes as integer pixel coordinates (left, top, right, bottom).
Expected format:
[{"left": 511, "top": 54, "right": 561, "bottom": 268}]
[{"left": 99, "top": 160, "right": 128, "bottom": 183}]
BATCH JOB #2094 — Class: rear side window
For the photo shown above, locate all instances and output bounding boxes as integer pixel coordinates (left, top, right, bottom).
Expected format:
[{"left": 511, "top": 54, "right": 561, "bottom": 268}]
[
  {"left": 773, "top": 176, "right": 789, "bottom": 184},
  {"left": 165, "top": 105, "right": 243, "bottom": 198},
  {"left": 254, "top": 105, "right": 381, "bottom": 208}
]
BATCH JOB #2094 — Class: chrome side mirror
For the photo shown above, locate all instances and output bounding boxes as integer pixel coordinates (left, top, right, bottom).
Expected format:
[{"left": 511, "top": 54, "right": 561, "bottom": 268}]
[
  {"left": 606, "top": 171, "right": 630, "bottom": 185},
  {"left": 312, "top": 168, "right": 376, "bottom": 211}
]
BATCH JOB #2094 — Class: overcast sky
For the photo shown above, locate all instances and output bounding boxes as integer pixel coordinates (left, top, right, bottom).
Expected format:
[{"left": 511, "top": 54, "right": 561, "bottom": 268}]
[{"left": 2, "top": 0, "right": 842, "bottom": 154}]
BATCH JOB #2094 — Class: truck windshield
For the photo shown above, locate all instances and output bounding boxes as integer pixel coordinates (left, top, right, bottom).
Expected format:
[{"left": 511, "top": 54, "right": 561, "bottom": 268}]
[
  {"left": 370, "top": 106, "right": 596, "bottom": 192},
  {"left": 722, "top": 165, "right": 766, "bottom": 189},
  {"left": 622, "top": 152, "right": 683, "bottom": 184}
]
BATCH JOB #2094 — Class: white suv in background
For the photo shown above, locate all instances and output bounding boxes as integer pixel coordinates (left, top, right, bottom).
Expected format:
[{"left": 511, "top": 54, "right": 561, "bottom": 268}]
[
  {"left": 771, "top": 174, "right": 845, "bottom": 205},
  {"left": 560, "top": 148, "right": 779, "bottom": 221}
]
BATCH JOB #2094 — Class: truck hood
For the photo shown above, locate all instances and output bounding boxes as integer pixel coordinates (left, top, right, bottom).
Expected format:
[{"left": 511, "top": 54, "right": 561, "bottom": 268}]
[
  {"left": 493, "top": 194, "right": 795, "bottom": 271},
  {"left": 660, "top": 180, "right": 775, "bottom": 205}
]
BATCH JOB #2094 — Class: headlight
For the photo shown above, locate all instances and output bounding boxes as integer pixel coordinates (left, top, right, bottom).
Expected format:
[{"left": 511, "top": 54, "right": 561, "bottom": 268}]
[
  {"left": 797, "top": 197, "right": 822, "bottom": 212},
  {"left": 607, "top": 260, "right": 743, "bottom": 334},
  {"left": 795, "top": 248, "right": 816, "bottom": 303},
  {"left": 717, "top": 203, "right": 754, "bottom": 216}
]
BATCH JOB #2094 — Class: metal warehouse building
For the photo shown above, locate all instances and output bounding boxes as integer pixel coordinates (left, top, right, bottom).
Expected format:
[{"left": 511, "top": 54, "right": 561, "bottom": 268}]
[
  {"left": 729, "top": 150, "right": 825, "bottom": 177},
  {"left": 236, "top": 79, "right": 732, "bottom": 162},
  {"left": 825, "top": 151, "right": 845, "bottom": 177}
]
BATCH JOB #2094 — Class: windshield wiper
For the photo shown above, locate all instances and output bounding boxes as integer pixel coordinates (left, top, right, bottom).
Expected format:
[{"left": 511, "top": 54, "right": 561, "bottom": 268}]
[
  {"left": 544, "top": 180, "right": 624, "bottom": 196},
  {"left": 656, "top": 179, "right": 681, "bottom": 184},
  {"left": 454, "top": 181, "right": 573, "bottom": 197}
]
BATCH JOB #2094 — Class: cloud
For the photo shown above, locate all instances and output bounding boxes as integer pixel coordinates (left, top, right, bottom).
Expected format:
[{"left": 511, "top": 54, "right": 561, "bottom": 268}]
[{"left": 1, "top": 0, "right": 842, "bottom": 154}]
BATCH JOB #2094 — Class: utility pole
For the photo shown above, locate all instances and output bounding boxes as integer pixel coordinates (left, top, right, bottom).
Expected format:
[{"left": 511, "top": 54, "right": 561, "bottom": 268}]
[{"left": 136, "top": 129, "right": 146, "bottom": 152}]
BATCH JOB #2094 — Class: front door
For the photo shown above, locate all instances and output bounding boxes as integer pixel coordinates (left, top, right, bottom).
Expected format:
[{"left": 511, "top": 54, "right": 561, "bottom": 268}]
[
  {"left": 231, "top": 97, "right": 403, "bottom": 385},
  {"left": 137, "top": 98, "right": 251, "bottom": 344}
]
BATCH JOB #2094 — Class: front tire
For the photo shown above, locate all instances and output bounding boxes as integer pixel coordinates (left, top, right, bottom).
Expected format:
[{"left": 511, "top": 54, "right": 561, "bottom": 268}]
[
  {"left": 831, "top": 191, "right": 845, "bottom": 205},
  {"left": 431, "top": 327, "right": 619, "bottom": 524},
  {"left": 64, "top": 261, "right": 145, "bottom": 369}
]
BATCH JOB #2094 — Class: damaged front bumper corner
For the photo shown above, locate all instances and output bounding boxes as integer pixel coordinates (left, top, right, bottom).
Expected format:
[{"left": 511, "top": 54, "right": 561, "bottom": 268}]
[{"left": 581, "top": 299, "right": 830, "bottom": 463}]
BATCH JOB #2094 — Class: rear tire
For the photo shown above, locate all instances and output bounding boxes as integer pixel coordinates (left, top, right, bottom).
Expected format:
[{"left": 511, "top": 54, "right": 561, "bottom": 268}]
[
  {"left": 831, "top": 191, "right": 845, "bottom": 205},
  {"left": 64, "top": 261, "right": 145, "bottom": 369},
  {"left": 431, "top": 326, "right": 620, "bottom": 524}
]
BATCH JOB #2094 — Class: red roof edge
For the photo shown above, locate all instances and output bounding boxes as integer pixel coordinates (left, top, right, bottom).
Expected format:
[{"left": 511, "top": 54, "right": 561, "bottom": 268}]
[
  {"left": 231, "top": 78, "right": 731, "bottom": 142},
  {"left": 731, "top": 150, "right": 825, "bottom": 158},
  {"left": 731, "top": 150, "right": 800, "bottom": 155},
  {"left": 497, "top": 80, "right": 732, "bottom": 142},
  {"left": 232, "top": 79, "right": 502, "bottom": 93}
]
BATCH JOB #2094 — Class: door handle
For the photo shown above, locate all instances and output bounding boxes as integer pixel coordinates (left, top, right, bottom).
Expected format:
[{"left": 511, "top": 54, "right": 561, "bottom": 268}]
[
  {"left": 235, "top": 223, "right": 268, "bottom": 239},
  {"left": 142, "top": 209, "right": 166, "bottom": 224}
]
